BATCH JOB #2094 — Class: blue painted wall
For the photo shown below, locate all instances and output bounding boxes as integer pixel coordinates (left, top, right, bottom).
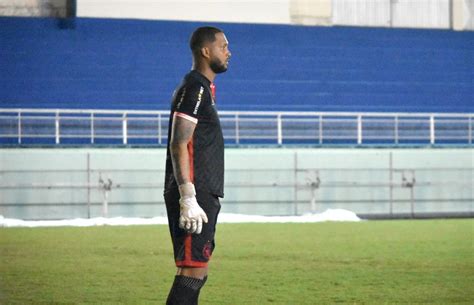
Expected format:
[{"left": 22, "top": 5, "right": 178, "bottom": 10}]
[{"left": 1, "top": 17, "right": 473, "bottom": 112}]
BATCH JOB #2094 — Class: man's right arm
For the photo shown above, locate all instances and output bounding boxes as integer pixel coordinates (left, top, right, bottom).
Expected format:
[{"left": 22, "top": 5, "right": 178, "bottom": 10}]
[
  {"left": 170, "top": 115, "right": 196, "bottom": 185},
  {"left": 170, "top": 114, "right": 208, "bottom": 234}
]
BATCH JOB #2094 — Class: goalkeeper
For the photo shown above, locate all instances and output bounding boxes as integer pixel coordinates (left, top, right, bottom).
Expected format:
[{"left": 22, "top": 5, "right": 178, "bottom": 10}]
[{"left": 163, "top": 26, "right": 231, "bottom": 305}]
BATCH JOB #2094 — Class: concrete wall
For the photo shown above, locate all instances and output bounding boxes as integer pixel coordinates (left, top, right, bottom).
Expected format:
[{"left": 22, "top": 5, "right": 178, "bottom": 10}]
[
  {"left": 453, "top": 0, "right": 474, "bottom": 31},
  {"left": 0, "top": 148, "right": 472, "bottom": 220},
  {"left": 0, "top": 0, "right": 68, "bottom": 17},
  {"left": 1, "top": 0, "right": 472, "bottom": 30},
  {"left": 290, "top": 0, "right": 332, "bottom": 26},
  {"left": 78, "top": 0, "right": 291, "bottom": 24},
  {"left": 76, "top": 0, "right": 473, "bottom": 30}
]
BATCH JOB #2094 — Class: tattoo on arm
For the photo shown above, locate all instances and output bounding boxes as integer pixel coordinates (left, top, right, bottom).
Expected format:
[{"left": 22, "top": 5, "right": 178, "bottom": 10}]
[{"left": 170, "top": 117, "right": 196, "bottom": 185}]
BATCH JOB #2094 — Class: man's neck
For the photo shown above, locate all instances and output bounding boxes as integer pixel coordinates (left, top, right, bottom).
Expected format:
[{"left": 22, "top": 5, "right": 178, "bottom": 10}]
[{"left": 192, "top": 63, "right": 216, "bottom": 83}]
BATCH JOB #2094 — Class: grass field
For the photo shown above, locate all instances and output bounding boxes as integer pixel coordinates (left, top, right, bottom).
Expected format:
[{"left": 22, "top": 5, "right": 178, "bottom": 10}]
[{"left": 1, "top": 219, "right": 473, "bottom": 305}]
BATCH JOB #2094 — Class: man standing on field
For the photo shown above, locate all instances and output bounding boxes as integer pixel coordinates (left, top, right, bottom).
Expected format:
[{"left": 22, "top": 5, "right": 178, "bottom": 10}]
[{"left": 163, "top": 26, "right": 231, "bottom": 305}]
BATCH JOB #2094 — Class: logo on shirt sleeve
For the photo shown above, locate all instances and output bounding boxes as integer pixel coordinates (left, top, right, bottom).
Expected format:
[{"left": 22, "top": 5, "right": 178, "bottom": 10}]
[
  {"left": 176, "top": 88, "right": 186, "bottom": 110},
  {"left": 193, "top": 86, "right": 204, "bottom": 115}
]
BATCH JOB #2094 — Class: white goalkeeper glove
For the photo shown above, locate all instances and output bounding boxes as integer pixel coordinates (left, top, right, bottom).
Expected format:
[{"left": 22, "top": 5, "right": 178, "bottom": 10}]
[{"left": 178, "top": 183, "right": 208, "bottom": 234}]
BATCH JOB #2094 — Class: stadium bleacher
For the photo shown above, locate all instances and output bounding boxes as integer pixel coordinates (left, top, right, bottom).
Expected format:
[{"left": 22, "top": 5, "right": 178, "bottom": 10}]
[{"left": 0, "top": 16, "right": 472, "bottom": 113}]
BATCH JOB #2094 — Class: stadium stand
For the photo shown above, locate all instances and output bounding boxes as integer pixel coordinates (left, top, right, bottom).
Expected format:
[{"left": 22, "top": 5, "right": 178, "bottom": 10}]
[{"left": 0, "top": 16, "right": 472, "bottom": 113}]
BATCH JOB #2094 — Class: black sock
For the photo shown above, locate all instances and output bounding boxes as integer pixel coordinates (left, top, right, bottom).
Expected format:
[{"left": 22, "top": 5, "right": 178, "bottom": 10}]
[
  {"left": 166, "top": 275, "right": 207, "bottom": 305},
  {"left": 193, "top": 276, "right": 208, "bottom": 304}
]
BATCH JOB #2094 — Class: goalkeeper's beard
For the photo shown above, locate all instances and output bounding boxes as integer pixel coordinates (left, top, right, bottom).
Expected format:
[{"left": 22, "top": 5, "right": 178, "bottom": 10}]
[{"left": 210, "top": 58, "right": 227, "bottom": 74}]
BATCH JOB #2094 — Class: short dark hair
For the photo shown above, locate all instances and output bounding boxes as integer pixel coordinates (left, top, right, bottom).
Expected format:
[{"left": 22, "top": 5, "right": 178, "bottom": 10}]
[{"left": 189, "top": 26, "right": 223, "bottom": 56}]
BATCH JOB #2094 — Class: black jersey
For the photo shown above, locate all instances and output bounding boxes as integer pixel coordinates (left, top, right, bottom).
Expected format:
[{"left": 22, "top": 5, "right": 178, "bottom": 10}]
[{"left": 164, "top": 70, "right": 224, "bottom": 197}]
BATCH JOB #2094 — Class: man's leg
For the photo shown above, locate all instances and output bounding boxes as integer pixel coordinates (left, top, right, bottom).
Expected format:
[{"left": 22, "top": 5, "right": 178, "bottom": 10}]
[
  {"left": 166, "top": 267, "right": 208, "bottom": 305},
  {"left": 165, "top": 191, "right": 220, "bottom": 305}
]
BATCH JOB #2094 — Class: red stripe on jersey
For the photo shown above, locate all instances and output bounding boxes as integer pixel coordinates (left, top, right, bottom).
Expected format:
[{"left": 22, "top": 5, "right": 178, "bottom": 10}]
[{"left": 210, "top": 83, "right": 216, "bottom": 99}]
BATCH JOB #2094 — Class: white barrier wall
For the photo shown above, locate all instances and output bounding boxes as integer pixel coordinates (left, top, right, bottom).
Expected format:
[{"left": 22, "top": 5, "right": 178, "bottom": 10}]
[{"left": 0, "top": 148, "right": 472, "bottom": 220}]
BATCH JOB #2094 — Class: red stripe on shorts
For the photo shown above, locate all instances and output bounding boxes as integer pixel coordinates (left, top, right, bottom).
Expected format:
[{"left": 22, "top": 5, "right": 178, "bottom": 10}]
[{"left": 176, "top": 234, "right": 208, "bottom": 268}]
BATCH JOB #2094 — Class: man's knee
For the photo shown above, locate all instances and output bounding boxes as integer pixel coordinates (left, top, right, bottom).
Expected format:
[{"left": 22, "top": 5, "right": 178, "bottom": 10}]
[{"left": 178, "top": 266, "right": 208, "bottom": 279}]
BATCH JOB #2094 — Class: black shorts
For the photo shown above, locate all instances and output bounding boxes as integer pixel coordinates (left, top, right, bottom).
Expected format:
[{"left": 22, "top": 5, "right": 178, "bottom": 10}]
[{"left": 164, "top": 189, "right": 221, "bottom": 268}]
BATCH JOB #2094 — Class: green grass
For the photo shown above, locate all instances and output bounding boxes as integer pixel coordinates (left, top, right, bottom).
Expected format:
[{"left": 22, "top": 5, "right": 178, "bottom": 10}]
[{"left": 1, "top": 220, "right": 473, "bottom": 305}]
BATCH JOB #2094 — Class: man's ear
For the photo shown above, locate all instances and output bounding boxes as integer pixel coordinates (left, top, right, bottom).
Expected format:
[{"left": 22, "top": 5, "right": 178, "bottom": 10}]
[{"left": 200, "top": 47, "right": 211, "bottom": 59}]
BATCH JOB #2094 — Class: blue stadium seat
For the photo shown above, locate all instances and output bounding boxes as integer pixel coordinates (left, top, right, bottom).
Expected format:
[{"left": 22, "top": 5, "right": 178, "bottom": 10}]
[{"left": 0, "top": 17, "right": 472, "bottom": 113}]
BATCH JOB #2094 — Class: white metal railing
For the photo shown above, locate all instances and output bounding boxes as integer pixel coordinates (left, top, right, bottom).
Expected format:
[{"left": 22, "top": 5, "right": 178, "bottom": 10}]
[{"left": 0, "top": 108, "right": 472, "bottom": 146}]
